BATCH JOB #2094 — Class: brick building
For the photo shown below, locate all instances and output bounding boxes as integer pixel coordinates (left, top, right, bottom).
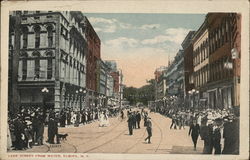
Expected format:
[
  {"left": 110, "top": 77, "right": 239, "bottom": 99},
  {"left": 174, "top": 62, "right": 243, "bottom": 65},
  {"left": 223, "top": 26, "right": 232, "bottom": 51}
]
[
  {"left": 83, "top": 16, "right": 101, "bottom": 108},
  {"left": 206, "top": 13, "right": 234, "bottom": 109}
]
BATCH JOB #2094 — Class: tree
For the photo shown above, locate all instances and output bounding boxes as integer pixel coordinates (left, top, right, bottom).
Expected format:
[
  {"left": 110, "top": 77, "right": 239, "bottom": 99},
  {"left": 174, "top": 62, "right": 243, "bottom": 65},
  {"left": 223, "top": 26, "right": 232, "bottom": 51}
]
[{"left": 123, "top": 79, "right": 155, "bottom": 106}]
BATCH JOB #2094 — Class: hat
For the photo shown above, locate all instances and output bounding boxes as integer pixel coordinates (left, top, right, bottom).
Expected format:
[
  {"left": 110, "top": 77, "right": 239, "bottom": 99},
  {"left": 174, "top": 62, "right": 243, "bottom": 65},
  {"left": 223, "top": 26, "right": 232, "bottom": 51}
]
[
  {"left": 25, "top": 120, "right": 32, "bottom": 125},
  {"left": 207, "top": 120, "right": 213, "bottom": 125}
]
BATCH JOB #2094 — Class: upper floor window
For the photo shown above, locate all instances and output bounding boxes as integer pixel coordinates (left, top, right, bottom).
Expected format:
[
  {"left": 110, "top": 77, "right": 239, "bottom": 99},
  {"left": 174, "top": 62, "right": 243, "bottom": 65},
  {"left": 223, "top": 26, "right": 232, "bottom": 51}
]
[
  {"left": 33, "top": 51, "right": 41, "bottom": 79},
  {"left": 34, "top": 11, "right": 40, "bottom": 19},
  {"left": 22, "top": 26, "right": 28, "bottom": 48},
  {"left": 47, "top": 25, "right": 53, "bottom": 47},
  {"left": 34, "top": 25, "right": 41, "bottom": 48},
  {"left": 47, "top": 52, "right": 53, "bottom": 79},
  {"left": 20, "top": 52, "right": 28, "bottom": 80}
]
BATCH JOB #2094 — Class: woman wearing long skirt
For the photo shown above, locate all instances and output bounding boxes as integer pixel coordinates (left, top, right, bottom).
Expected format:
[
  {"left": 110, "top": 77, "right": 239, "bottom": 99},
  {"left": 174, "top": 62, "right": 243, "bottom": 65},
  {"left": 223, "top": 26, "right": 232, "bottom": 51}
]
[{"left": 189, "top": 120, "right": 200, "bottom": 150}]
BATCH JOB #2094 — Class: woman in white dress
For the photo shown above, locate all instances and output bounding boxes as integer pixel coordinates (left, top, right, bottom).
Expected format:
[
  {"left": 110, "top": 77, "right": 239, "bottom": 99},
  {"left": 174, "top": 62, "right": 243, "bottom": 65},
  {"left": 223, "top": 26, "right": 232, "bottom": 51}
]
[
  {"left": 99, "top": 111, "right": 105, "bottom": 127},
  {"left": 103, "top": 110, "right": 110, "bottom": 127}
]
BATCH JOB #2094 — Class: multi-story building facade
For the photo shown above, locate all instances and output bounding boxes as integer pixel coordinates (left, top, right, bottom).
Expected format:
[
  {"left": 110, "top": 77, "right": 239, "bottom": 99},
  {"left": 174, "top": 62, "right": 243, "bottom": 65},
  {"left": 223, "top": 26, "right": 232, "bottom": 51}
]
[
  {"left": 83, "top": 16, "right": 101, "bottom": 108},
  {"left": 154, "top": 66, "right": 167, "bottom": 100},
  {"left": 206, "top": 13, "right": 234, "bottom": 109},
  {"left": 165, "top": 50, "right": 185, "bottom": 98},
  {"left": 182, "top": 31, "right": 195, "bottom": 97},
  {"left": 9, "top": 11, "right": 87, "bottom": 112},
  {"left": 192, "top": 20, "right": 210, "bottom": 108},
  {"left": 104, "top": 60, "right": 117, "bottom": 72},
  {"left": 231, "top": 13, "right": 241, "bottom": 109},
  {"left": 110, "top": 71, "right": 120, "bottom": 98},
  {"left": 106, "top": 74, "right": 114, "bottom": 106}
]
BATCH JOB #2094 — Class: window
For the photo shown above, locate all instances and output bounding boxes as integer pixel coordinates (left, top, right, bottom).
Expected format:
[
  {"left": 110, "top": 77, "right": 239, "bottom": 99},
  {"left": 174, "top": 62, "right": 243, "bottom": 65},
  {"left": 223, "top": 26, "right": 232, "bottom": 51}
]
[
  {"left": 21, "top": 52, "right": 28, "bottom": 80},
  {"left": 22, "top": 26, "right": 28, "bottom": 48},
  {"left": 34, "top": 25, "right": 41, "bottom": 48},
  {"left": 34, "top": 11, "right": 40, "bottom": 19},
  {"left": 47, "top": 25, "right": 53, "bottom": 47},
  {"left": 47, "top": 57, "right": 53, "bottom": 79},
  {"left": 225, "top": 21, "right": 229, "bottom": 42},
  {"left": 33, "top": 51, "right": 40, "bottom": 79}
]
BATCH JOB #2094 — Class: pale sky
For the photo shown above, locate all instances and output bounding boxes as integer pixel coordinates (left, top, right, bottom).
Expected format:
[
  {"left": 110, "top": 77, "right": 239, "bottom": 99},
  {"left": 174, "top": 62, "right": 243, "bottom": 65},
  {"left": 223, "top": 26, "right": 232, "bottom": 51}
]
[{"left": 84, "top": 13, "right": 206, "bottom": 88}]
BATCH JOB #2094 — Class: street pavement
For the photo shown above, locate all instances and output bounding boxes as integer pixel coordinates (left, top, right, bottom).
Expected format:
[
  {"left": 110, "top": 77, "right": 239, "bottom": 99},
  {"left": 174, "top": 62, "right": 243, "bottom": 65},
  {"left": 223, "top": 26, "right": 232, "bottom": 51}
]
[{"left": 10, "top": 111, "right": 203, "bottom": 154}]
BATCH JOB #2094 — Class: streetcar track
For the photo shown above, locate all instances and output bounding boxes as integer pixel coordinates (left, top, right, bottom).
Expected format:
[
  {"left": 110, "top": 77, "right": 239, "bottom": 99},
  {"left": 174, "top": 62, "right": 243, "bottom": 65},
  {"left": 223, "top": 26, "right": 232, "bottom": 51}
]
[
  {"left": 151, "top": 114, "right": 163, "bottom": 153},
  {"left": 74, "top": 118, "right": 125, "bottom": 147},
  {"left": 44, "top": 117, "right": 124, "bottom": 153},
  {"left": 123, "top": 128, "right": 147, "bottom": 153},
  {"left": 83, "top": 129, "right": 127, "bottom": 153},
  {"left": 58, "top": 117, "right": 126, "bottom": 153}
]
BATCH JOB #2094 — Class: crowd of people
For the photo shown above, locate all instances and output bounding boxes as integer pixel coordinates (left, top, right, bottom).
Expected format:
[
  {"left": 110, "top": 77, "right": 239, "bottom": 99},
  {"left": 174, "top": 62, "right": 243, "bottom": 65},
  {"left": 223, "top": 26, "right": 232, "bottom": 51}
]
[
  {"left": 153, "top": 103, "right": 239, "bottom": 155},
  {"left": 8, "top": 103, "right": 239, "bottom": 155},
  {"left": 7, "top": 105, "right": 121, "bottom": 150},
  {"left": 126, "top": 108, "right": 152, "bottom": 144}
]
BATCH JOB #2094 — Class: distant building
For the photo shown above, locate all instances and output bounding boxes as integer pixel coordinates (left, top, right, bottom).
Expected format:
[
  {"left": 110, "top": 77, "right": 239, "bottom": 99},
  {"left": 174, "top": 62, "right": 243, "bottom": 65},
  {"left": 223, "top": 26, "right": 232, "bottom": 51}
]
[
  {"left": 165, "top": 50, "right": 184, "bottom": 98},
  {"left": 154, "top": 66, "right": 168, "bottom": 101},
  {"left": 104, "top": 60, "right": 117, "bottom": 72}
]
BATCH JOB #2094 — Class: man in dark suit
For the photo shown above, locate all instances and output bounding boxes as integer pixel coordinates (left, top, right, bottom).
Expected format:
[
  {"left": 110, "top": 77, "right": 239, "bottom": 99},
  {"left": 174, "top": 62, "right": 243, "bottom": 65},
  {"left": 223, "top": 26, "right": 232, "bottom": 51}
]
[
  {"left": 136, "top": 111, "right": 141, "bottom": 129},
  {"left": 127, "top": 113, "right": 133, "bottom": 135},
  {"left": 47, "top": 111, "right": 59, "bottom": 144},
  {"left": 212, "top": 120, "right": 222, "bottom": 154},
  {"left": 189, "top": 120, "right": 200, "bottom": 150},
  {"left": 132, "top": 111, "right": 137, "bottom": 129}
]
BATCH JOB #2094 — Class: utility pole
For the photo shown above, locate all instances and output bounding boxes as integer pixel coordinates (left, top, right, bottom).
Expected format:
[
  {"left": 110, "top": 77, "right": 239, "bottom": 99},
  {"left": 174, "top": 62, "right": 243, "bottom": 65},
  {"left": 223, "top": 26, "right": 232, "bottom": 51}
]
[{"left": 119, "top": 69, "right": 123, "bottom": 109}]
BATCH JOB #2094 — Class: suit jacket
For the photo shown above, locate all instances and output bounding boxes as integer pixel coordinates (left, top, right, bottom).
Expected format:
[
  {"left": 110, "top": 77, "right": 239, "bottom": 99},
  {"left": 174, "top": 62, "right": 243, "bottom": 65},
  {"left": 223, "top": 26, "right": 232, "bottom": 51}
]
[{"left": 189, "top": 124, "right": 200, "bottom": 136}]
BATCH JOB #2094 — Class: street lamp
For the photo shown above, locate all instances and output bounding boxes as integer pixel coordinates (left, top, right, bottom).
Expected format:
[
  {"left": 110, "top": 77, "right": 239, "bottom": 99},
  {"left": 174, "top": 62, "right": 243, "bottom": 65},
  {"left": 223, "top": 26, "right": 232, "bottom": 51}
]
[
  {"left": 41, "top": 87, "right": 49, "bottom": 112},
  {"left": 77, "top": 88, "right": 86, "bottom": 111}
]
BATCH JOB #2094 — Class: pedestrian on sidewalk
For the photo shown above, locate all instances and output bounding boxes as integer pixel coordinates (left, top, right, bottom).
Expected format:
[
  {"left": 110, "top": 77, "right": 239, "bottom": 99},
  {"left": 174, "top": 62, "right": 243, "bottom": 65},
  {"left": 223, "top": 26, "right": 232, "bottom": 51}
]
[
  {"left": 189, "top": 120, "right": 200, "bottom": 150},
  {"left": 145, "top": 117, "right": 152, "bottom": 144},
  {"left": 170, "top": 114, "right": 177, "bottom": 129}
]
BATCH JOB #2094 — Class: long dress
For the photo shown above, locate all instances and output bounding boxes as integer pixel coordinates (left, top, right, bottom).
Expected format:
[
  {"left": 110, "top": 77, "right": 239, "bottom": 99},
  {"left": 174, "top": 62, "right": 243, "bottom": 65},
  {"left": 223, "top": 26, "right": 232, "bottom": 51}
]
[
  {"left": 99, "top": 113, "right": 105, "bottom": 127},
  {"left": 103, "top": 113, "right": 110, "bottom": 126}
]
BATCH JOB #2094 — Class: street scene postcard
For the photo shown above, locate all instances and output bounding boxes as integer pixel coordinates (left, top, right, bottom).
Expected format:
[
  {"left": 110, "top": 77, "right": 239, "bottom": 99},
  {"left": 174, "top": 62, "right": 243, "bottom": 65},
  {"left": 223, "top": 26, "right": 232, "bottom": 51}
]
[{"left": 0, "top": 1, "right": 249, "bottom": 160}]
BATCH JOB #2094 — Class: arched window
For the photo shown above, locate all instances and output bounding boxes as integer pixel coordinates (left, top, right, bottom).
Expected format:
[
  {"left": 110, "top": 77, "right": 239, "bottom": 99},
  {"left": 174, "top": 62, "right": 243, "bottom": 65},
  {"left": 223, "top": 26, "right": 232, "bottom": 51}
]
[
  {"left": 47, "top": 25, "right": 53, "bottom": 47},
  {"left": 33, "top": 51, "right": 40, "bottom": 79},
  {"left": 34, "top": 25, "right": 41, "bottom": 48},
  {"left": 22, "top": 26, "right": 28, "bottom": 48}
]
